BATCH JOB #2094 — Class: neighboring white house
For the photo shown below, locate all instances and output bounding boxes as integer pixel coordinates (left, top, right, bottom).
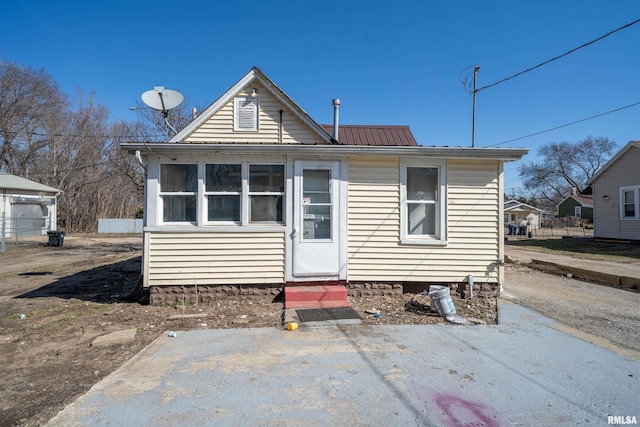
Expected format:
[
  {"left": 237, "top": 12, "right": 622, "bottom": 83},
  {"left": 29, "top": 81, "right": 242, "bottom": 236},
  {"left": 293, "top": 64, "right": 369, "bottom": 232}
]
[
  {"left": 588, "top": 141, "right": 640, "bottom": 242},
  {"left": 504, "top": 199, "right": 543, "bottom": 230},
  {"left": 123, "top": 67, "right": 528, "bottom": 305},
  {"left": 0, "top": 174, "right": 61, "bottom": 238}
]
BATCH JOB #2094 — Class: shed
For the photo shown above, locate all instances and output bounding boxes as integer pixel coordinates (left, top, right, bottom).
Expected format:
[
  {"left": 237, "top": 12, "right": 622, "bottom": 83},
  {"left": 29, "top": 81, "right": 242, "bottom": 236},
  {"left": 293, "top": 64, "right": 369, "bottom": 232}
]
[
  {"left": 0, "top": 174, "right": 61, "bottom": 239},
  {"left": 587, "top": 141, "right": 640, "bottom": 242},
  {"left": 123, "top": 67, "right": 528, "bottom": 305}
]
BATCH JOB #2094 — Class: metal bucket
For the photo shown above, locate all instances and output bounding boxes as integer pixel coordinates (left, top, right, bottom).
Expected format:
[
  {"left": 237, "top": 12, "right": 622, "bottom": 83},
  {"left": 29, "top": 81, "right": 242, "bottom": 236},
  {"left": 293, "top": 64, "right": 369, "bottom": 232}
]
[{"left": 428, "top": 285, "right": 456, "bottom": 317}]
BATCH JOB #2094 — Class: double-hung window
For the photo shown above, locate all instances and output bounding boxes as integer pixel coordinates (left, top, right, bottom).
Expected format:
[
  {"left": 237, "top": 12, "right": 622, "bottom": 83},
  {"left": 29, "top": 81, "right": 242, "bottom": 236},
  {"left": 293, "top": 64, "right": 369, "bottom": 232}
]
[
  {"left": 160, "top": 164, "right": 197, "bottom": 223},
  {"left": 620, "top": 186, "right": 639, "bottom": 220},
  {"left": 401, "top": 160, "right": 446, "bottom": 244},
  {"left": 249, "top": 164, "right": 284, "bottom": 223},
  {"left": 198, "top": 162, "right": 284, "bottom": 225},
  {"left": 205, "top": 164, "right": 242, "bottom": 222}
]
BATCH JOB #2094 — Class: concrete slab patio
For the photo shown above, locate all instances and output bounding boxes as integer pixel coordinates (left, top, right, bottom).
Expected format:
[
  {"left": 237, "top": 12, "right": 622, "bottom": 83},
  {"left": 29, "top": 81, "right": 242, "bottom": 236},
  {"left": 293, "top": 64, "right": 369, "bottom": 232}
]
[{"left": 47, "top": 301, "right": 639, "bottom": 426}]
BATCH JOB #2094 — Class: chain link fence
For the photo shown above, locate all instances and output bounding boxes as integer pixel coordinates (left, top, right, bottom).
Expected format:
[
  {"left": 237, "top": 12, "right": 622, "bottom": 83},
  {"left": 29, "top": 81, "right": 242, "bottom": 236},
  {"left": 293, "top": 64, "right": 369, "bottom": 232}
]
[{"left": 1, "top": 213, "right": 52, "bottom": 252}]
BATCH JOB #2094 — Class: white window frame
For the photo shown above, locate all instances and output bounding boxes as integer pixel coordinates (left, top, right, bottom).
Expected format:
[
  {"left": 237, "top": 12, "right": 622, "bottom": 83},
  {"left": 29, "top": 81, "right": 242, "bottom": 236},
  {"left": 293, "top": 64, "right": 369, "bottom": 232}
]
[
  {"left": 619, "top": 186, "right": 640, "bottom": 220},
  {"left": 234, "top": 96, "right": 259, "bottom": 131},
  {"left": 400, "top": 159, "right": 447, "bottom": 245},
  {"left": 574, "top": 205, "right": 582, "bottom": 219},
  {"left": 159, "top": 163, "right": 198, "bottom": 225},
  {"left": 160, "top": 161, "right": 286, "bottom": 227},
  {"left": 203, "top": 163, "right": 243, "bottom": 225},
  {"left": 247, "top": 163, "right": 286, "bottom": 224}
]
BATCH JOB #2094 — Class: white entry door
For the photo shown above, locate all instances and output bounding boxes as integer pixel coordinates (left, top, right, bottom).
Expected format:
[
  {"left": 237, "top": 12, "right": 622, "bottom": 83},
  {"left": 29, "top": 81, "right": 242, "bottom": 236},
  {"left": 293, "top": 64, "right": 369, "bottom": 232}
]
[{"left": 293, "top": 161, "right": 341, "bottom": 277}]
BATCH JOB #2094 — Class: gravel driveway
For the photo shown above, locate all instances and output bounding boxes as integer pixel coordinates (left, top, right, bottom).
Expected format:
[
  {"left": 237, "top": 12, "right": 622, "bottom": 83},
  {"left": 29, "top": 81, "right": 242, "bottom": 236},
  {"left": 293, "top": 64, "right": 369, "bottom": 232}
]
[{"left": 502, "top": 258, "right": 640, "bottom": 360}]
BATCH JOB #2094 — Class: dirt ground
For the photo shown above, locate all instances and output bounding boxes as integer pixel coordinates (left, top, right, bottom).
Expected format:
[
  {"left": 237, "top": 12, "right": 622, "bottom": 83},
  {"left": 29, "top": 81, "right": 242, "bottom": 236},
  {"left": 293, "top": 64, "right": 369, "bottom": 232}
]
[{"left": 0, "top": 235, "right": 497, "bottom": 427}]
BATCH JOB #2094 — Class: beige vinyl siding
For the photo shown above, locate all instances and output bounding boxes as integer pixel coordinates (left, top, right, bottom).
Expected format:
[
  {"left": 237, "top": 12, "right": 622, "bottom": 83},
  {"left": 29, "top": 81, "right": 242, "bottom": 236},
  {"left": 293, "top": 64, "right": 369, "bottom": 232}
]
[
  {"left": 347, "top": 157, "right": 501, "bottom": 283},
  {"left": 593, "top": 147, "right": 640, "bottom": 240},
  {"left": 145, "top": 231, "right": 285, "bottom": 286},
  {"left": 185, "top": 82, "right": 323, "bottom": 144}
]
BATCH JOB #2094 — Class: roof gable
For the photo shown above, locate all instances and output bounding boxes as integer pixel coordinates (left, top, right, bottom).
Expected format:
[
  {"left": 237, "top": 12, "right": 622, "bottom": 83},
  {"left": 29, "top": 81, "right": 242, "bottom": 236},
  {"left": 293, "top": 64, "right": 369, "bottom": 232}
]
[
  {"left": 588, "top": 141, "right": 640, "bottom": 184},
  {"left": 170, "top": 67, "right": 333, "bottom": 145}
]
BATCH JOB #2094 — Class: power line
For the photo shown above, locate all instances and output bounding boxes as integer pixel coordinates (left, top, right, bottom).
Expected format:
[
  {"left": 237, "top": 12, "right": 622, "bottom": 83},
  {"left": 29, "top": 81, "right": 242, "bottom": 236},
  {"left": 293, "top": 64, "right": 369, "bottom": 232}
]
[
  {"left": 486, "top": 100, "right": 640, "bottom": 147},
  {"left": 1, "top": 129, "right": 162, "bottom": 142},
  {"left": 477, "top": 18, "right": 640, "bottom": 93}
]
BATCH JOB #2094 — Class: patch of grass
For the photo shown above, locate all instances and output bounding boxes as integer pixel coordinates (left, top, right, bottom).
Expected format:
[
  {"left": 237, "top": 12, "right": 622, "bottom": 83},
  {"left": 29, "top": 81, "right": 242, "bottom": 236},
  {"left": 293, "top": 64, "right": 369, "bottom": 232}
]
[{"left": 507, "top": 238, "right": 640, "bottom": 262}]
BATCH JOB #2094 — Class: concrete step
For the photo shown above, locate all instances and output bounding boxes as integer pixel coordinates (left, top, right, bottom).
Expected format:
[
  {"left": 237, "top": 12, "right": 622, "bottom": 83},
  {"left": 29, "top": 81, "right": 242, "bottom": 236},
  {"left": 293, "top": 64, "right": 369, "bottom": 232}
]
[{"left": 284, "top": 285, "right": 349, "bottom": 309}]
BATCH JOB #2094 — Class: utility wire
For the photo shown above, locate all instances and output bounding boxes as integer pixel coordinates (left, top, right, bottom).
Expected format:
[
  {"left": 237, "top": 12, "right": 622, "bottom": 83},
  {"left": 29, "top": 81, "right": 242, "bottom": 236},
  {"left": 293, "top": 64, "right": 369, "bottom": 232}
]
[
  {"left": 1, "top": 129, "right": 162, "bottom": 141},
  {"left": 486, "top": 100, "right": 640, "bottom": 147},
  {"left": 477, "top": 18, "right": 640, "bottom": 93}
]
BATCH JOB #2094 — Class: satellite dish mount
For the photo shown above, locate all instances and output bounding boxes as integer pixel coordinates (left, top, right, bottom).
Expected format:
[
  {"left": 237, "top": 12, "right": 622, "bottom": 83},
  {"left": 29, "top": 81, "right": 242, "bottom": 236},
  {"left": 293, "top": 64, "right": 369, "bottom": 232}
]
[{"left": 141, "top": 86, "right": 184, "bottom": 136}]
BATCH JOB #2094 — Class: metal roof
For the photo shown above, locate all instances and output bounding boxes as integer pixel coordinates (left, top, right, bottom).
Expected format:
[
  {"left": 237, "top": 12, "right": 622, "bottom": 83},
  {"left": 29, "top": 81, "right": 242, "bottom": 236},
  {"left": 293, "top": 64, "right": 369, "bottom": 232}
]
[
  {"left": 0, "top": 174, "right": 61, "bottom": 194},
  {"left": 320, "top": 125, "right": 417, "bottom": 146}
]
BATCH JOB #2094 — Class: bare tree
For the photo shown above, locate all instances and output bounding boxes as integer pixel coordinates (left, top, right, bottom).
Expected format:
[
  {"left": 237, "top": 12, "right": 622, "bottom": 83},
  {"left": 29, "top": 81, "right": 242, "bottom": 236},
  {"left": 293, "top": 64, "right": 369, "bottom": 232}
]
[
  {"left": 518, "top": 136, "right": 617, "bottom": 205},
  {"left": 0, "top": 61, "right": 67, "bottom": 176},
  {"left": 1, "top": 61, "right": 197, "bottom": 232}
]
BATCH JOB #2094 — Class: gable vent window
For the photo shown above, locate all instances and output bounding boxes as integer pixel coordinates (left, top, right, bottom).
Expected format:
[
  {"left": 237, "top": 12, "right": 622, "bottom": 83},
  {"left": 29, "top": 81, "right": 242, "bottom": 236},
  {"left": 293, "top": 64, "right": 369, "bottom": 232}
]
[{"left": 235, "top": 96, "right": 258, "bottom": 131}]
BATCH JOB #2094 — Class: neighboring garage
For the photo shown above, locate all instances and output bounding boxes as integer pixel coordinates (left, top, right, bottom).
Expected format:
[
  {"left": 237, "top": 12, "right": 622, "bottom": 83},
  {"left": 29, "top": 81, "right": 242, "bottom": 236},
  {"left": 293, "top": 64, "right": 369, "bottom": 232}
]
[{"left": 0, "top": 174, "right": 61, "bottom": 240}]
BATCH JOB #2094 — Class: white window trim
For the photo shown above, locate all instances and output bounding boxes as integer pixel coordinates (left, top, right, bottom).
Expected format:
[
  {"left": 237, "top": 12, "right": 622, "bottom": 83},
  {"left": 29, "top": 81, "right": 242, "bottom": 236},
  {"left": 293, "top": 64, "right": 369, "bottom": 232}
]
[
  {"left": 400, "top": 159, "right": 447, "bottom": 245},
  {"left": 247, "top": 163, "right": 286, "bottom": 225},
  {"left": 619, "top": 185, "right": 640, "bottom": 220},
  {"left": 203, "top": 163, "right": 242, "bottom": 226},
  {"left": 158, "top": 163, "right": 199, "bottom": 226},
  {"left": 234, "top": 96, "right": 259, "bottom": 132},
  {"left": 159, "top": 161, "right": 286, "bottom": 227}
]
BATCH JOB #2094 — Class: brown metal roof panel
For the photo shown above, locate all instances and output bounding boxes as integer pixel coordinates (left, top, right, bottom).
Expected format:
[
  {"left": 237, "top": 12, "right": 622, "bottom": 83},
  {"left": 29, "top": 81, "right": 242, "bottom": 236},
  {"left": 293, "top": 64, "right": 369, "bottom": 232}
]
[{"left": 318, "top": 125, "right": 418, "bottom": 146}]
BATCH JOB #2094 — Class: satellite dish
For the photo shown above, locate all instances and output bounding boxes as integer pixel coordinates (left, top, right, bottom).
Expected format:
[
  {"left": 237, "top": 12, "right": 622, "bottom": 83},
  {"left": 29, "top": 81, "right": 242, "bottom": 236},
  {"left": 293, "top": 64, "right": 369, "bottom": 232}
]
[
  {"left": 141, "top": 86, "right": 184, "bottom": 114},
  {"left": 139, "top": 86, "right": 184, "bottom": 136}
]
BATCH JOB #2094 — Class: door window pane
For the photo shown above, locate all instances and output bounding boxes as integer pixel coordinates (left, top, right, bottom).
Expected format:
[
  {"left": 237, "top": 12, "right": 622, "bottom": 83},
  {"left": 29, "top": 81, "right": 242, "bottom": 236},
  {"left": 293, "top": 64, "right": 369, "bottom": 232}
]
[{"left": 302, "top": 169, "right": 332, "bottom": 240}]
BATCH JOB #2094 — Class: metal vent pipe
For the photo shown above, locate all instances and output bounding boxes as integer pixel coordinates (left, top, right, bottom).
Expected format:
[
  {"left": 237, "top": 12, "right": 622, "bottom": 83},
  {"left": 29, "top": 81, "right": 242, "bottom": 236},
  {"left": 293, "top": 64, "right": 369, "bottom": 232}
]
[{"left": 332, "top": 98, "right": 340, "bottom": 141}]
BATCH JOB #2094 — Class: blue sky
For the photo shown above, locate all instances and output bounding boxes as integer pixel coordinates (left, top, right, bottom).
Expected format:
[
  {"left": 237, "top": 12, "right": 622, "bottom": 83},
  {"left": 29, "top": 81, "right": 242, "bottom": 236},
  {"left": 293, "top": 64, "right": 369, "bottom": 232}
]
[{"left": 2, "top": 0, "right": 639, "bottom": 192}]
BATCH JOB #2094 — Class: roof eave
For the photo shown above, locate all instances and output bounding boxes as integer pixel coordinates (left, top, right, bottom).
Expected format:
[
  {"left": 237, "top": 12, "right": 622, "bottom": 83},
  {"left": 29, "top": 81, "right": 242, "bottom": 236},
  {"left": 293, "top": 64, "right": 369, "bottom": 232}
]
[{"left": 122, "top": 143, "right": 528, "bottom": 161}]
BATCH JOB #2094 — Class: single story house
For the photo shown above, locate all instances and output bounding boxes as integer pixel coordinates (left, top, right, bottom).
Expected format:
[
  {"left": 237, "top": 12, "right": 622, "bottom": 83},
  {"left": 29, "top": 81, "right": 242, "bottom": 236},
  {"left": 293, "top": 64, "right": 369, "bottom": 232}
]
[
  {"left": 558, "top": 188, "right": 593, "bottom": 222},
  {"left": 587, "top": 141, "right": 640, "bottom": 243},
  {"left": 0, "top": 174, "right": 61, "bottom": 238},
  {"left": 124, "top": 67, "right": 528, "bottom": 305},
  {"left": 504, "top": 199, "right": 542, "bottom": 231}
]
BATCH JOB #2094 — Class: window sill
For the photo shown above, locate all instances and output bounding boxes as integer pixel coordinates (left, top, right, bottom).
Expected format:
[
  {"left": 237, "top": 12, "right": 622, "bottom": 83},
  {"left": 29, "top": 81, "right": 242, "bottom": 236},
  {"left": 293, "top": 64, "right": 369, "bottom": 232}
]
[
  {"left": 400, "top": 238, "right": 448, "bottom": 246},
  {"left": 145, "top": 225, "right": 286, "bottom": 233}
]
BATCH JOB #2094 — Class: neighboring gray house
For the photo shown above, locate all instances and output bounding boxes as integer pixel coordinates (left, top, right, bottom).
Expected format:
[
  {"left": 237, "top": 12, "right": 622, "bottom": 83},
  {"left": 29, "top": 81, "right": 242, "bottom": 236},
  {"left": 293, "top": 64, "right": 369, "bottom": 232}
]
[
  {"left": 588, "top": 141, "right": 640, "bottom": 242},
  {"left": 0, "top": 174, "right": 61, "bottom": 238}
]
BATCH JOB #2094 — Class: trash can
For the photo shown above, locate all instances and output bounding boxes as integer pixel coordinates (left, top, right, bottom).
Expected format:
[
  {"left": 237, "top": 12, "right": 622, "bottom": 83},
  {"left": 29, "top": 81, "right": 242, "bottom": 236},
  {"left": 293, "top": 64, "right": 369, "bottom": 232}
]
[{"left": 47, "top": 231, "right": 65, "bottom": 247}]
